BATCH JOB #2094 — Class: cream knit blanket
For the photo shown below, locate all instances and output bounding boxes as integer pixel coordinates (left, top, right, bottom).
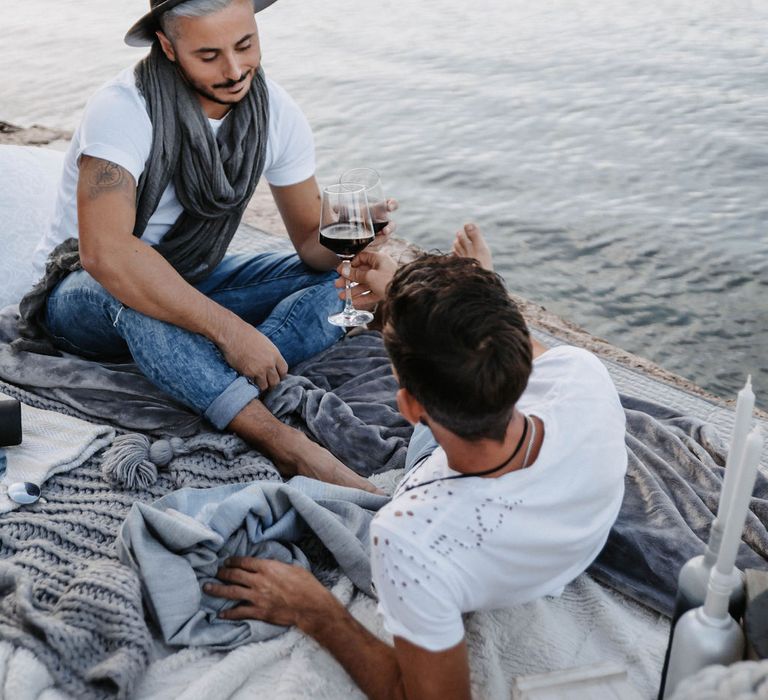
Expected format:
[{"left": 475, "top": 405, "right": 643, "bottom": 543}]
[{"left": 0, "top": 391, "right": 114, "bottom": 513}]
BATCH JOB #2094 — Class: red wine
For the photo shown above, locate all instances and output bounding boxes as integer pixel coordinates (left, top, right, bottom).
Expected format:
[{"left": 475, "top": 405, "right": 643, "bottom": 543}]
[
  {"left": 372, "top": 220, "right": 388, "bottom": 234},
  {"left": 319, "top": 223, "right": 374, "bottom": 257}
]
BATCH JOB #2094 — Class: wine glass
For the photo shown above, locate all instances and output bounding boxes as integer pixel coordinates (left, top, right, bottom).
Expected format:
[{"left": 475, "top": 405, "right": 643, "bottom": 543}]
[
  {"left": 340, "top": 168, "right": 388, "bottom": 235},
  {"left": 319, "top": 183, "right": 375, "bottom": 327}
]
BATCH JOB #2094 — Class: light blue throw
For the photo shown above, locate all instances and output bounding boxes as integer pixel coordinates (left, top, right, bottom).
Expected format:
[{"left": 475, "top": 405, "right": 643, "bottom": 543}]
[{"left": 117, "top": 476, "right": 388, "bottom": 649}]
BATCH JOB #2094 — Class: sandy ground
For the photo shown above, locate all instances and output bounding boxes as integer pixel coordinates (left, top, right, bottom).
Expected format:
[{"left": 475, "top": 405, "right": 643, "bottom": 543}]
[{"left": 4, "top": 121, "right": 760, "bottom": 417}]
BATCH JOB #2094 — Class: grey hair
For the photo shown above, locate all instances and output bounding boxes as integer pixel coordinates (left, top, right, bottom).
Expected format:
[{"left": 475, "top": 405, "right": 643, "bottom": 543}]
[{"left": 159, "top": 0, "right": 242, "bottom": 40}]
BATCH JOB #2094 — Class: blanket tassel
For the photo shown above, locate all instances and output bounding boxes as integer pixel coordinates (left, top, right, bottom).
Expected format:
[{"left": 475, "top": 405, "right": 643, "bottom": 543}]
[{"left": 102, "top": 434, "right": 188, "bottom": 489}]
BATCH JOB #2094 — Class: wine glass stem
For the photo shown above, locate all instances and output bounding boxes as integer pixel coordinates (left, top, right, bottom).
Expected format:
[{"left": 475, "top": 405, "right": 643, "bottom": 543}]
[{"left": 343, "top": 260, "right": 355, "bottom": 316}]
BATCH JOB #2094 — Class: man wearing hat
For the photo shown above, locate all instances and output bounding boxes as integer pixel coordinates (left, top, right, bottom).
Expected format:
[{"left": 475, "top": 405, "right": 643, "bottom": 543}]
[{"left": 22, "top": 0, "right": 384, "bottom": 492}]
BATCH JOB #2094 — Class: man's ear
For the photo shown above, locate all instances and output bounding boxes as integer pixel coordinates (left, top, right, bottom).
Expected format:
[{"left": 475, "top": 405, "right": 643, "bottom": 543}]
[
  {"left": 396, "top": 387, "right": 427, "bottom": 426},
  {"left": 156, "top": 31, "right": 176, "bottom": 62}
]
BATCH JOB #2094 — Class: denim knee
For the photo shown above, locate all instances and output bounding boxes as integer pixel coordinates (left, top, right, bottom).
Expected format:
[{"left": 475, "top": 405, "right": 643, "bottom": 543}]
[
  {"left": 258, "top": 278, "right": 344, "bottom": 367},
  {"left": 44, "top": 271, "right": 128, "bottom": 359}
]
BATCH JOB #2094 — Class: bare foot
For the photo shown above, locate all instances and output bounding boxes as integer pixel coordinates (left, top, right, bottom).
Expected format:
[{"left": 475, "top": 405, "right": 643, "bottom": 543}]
[
  {"left": 289, "top": 433, "right": 385, "bottom": 495},
  {"left": 451, "top": 223, "right": 493, "bottom": 271},
  {"left": 230, "top": 400, "right": 384, "bottom": 495}
]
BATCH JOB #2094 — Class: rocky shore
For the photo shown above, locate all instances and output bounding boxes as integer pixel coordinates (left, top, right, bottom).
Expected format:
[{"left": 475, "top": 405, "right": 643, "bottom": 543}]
[
  {"left": 3, "top": 121, "right": 758, "bottom": 417},
  {"left": 0, "top": 121, "right": 71, "bottom": 148}
]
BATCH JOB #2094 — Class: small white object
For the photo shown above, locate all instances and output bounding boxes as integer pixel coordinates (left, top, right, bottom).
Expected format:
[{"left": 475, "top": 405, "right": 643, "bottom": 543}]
[
  {"left": 0, "top": 390, "right": 115, "bottom": 514},
  {"left": 512, "top": 661, "right": 643, "bottom": 699},
  {"left": 7, "top": 482, "right": 41, "bottom": 505},
  {"left": 714, "top": 426, "right": 764, "bottom": 591}
]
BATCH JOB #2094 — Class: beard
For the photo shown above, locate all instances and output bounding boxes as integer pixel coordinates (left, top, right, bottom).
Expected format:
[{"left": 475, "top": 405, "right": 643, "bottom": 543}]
[{"left": 181, "top": 66, "right": 253, "bottom": 108}]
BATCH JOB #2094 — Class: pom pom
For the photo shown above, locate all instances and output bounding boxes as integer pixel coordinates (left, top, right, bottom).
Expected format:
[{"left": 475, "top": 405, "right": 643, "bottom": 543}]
[
  {"left": 148, "top": 439, "right": 174, "bottom": 467},
  {"left": 148, "top": 436, "right": 188, "bottom": 467}
]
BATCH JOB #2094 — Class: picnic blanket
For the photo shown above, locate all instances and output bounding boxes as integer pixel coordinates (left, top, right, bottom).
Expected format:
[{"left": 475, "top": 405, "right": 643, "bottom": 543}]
[
  {"left": 0, "top": 331, "right": 409, "bottom": 699},
  {"left": 0, "top": 324, "right": 767, "bottom": 697},
  {"left": 592, "top": 394, "right": 768, "bottom": 615},
  {"left": 0, "top": 571, "right": 670, "bottom": 700}
]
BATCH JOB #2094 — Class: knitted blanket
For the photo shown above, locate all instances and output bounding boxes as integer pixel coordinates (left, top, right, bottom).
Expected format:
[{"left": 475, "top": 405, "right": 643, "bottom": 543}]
[
  {"left": 0, "top": 329, "right": 767, "bottom": 698},
  {"left": 0, "top": 571, "right": 671, "bottom": 700},
  {"left": 0, "top": 384, "right": 280, "bottom": 699},
  {"left": 0, "top": 333, "right": 408, "bottom": 699},
  {"left": 0, "top": 391, "right": 114, "bottom": 513}
]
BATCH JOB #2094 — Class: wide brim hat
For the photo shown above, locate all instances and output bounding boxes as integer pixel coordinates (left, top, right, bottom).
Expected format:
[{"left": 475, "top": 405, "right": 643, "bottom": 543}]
[{"left": 125, "top": 0, "right": 278, "bottom": 47}]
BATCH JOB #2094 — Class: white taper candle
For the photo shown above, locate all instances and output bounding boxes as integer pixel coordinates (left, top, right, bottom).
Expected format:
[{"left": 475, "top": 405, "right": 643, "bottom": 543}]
[
  {"left": 707, "top": 425, "right": 763, "bottom": 620},
  {"left": 718, "top": 375, "right": 755, "bottom": 522}
]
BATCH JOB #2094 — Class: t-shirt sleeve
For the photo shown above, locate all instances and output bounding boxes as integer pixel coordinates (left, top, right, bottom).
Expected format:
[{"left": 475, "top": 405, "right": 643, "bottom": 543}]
[
  {"left": 263, "top": 80, "right": 316, "bottom": 186},
  {"left": 370, "top": 519, "right": 465, "bottom": 652},
  {"left": 77, "top": 84, "right": 151, "bottom": 184}
]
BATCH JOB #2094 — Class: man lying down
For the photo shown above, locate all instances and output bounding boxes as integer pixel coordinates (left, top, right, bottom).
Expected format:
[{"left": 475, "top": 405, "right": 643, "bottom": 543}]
[{"left": 206, "top": 224, "right": 628, "bottom": 699}]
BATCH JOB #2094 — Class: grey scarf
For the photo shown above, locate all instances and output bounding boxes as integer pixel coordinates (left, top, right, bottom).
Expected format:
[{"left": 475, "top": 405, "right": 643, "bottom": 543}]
[{"left": 14, "top": 43, "right": 269, "bottom": 355}]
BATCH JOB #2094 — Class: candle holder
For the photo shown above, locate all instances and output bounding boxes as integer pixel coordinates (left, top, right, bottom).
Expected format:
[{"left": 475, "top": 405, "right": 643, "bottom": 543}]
[
  {"left": 663, "top": 425, "right": 763, "bottom": 698},
  {"left": 657, "top": 376, "right": 753, "bottom": 698}
]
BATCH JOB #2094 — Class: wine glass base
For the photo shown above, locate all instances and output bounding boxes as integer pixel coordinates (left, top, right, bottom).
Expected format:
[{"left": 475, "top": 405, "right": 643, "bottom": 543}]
[{"left": 328, "top": 309, "right": 374, "bottom": 327}]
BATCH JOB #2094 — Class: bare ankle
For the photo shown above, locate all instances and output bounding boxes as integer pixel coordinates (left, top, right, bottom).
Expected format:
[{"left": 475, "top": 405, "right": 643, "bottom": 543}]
[{"left": 228, "top": 399, "right": 306, "bottom": 476}]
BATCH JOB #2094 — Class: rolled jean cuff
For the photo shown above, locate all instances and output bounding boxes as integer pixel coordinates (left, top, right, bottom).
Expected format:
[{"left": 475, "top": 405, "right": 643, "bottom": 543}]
[{"left": 204, "top": 376, "right": 260, "bottom": 430}]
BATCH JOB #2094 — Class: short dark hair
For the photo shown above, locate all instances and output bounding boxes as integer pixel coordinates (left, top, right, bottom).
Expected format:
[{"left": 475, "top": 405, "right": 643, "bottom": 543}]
[{"left": 382, "top": 254, "right": 532, "bottom": 441}]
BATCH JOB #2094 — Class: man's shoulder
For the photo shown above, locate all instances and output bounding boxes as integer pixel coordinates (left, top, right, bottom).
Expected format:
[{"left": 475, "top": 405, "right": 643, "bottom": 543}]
[
  {"left": 89, "top": 66, "right": 143, "bottom": 103},
  {"left": 264, "top": 76, "right": 302, "bottom": 116},
  {"left": 81, "top": 66, "right": 148, "bottom": 125},
  {"left": 533, "top": 345, "right": 614, "bottom": 391},
  {"left": 525, "top": 344, "right": 623, "bottom": 435},
  {"left": 538, "top": 344, "right": 603, "bottom": 370}
]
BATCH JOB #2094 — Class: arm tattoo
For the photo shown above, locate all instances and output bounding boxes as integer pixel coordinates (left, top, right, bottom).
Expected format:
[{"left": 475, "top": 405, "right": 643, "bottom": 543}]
[{"left": 82, "top": 157, "right": 136, "bottom": 209}]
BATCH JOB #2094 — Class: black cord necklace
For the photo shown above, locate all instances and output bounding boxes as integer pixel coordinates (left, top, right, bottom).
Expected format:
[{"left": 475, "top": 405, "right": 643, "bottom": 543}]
[{"left": 397, "top": 415, "right": 530, "bottom": 496}]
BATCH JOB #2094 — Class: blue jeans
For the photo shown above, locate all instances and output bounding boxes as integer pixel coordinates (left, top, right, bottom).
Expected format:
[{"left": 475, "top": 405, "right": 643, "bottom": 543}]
[
  {"left": 404, "top": 423, "right": 439, "bottom": 472},
  {"left": 44, "top": 252, "right": 344, "bottom": 429}
]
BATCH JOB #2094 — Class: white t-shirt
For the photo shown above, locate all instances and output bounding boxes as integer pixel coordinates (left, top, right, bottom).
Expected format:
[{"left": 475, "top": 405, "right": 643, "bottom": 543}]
[
  {"left": 31, "top": 66, "right": 315, "bottom": 278},
  {"left": 370, "top": 345, "right": 627, "bottom": 652}
]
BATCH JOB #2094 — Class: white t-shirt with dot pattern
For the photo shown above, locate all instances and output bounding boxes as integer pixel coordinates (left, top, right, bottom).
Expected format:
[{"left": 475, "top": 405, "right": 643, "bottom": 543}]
[{"left": 370, "top": 346, "right": 627, "bottom": 652}]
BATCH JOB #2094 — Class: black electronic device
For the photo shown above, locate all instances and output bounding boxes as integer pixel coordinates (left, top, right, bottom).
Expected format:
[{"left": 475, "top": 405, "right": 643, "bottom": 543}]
[{"left": 0, "top": 398, "right": 22, "bottom": 447}]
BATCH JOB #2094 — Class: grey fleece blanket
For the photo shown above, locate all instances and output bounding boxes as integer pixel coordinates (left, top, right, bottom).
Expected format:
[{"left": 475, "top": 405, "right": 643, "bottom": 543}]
[
  {"left": 0, "top": 317, "right": 767, "bottom": 696},
  {"left": 117, "top": 476, "right": 388, "bottom": 649},
  {"left": 0, "top": 305, "right": 203, "bottom": 436},
  {"left": 592, "top": 395, "right": 768, "bottom": 615},
  {"left": 0, "top": 306, "right": 410, "bottom": 473}
]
